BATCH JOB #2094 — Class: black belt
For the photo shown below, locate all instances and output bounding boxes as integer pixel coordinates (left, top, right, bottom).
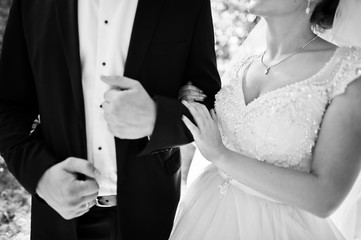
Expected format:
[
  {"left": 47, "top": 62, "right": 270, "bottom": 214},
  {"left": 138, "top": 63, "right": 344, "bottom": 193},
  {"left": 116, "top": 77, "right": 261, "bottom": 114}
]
[{"left": 96, "top": 195, "right": 117, "bottom": 207}]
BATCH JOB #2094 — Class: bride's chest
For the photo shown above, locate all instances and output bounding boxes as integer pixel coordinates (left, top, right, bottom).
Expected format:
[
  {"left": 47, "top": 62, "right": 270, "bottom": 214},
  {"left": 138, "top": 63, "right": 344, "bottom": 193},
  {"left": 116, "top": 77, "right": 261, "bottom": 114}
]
[{"left": 215, "top": 81, "right": 330, "bottom": 170}]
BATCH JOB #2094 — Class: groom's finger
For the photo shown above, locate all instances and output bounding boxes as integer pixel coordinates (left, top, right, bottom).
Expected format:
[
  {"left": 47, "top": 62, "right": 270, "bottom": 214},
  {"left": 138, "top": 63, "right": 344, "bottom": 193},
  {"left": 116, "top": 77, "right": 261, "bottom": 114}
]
[
  {"left": 79, "top": 193, "right": 98, "bottom": 207},
  {"left": 101, "top": 101, "right": 110, "bottom": 112},
  {"left": 63, "top": 158, "right": 100, "bottom": 179},
  {"left": 103, "top": 89, "right": 120, "bottom": 102},
  {"left": 101, "top": 75, "right": 138, "bottom": 90},
  {"left": 75, "top": 178, "right": 99, "bottom": 196}
]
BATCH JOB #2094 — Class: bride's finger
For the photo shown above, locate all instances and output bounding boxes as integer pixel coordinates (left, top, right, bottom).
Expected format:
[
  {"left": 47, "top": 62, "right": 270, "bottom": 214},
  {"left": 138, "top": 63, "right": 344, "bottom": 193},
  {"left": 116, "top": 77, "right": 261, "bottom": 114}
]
[
  {"left": 182, "top": 115, "right": 200, "bottom": 139},
  {"left": 182, "top": 101, "right": 207, "bottom": 128},
  {"left": 197, "top": 103, "right": 212, "bottom": 122},
  {"left": 194, "top": 105, "right": 211, "bottom": 130},
  {"left": 189, "top": 102, "right": 212, "bottom": 128},
  {"left": 210, "top": 109, "right": 218, "bottom": 122}
]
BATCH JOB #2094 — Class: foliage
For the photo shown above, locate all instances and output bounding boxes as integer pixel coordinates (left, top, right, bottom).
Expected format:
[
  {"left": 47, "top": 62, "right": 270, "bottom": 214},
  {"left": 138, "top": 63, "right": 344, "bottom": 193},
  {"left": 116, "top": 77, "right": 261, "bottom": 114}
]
[
  {"left": 0, "top": 0, "right": 256, "bottom": 239},
  {"left": 211, "top": 0, "right": 258, "bottom": 73},
  {"left": 0, "top": 157, "right": 31, "bottom": 240}
]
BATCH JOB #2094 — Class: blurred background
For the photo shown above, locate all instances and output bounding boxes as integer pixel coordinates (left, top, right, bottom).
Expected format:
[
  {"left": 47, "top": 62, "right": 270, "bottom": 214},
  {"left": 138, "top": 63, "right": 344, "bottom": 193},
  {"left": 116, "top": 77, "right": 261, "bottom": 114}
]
[{"left": 0, "top": 0, "right": 257, "bottom": 239}]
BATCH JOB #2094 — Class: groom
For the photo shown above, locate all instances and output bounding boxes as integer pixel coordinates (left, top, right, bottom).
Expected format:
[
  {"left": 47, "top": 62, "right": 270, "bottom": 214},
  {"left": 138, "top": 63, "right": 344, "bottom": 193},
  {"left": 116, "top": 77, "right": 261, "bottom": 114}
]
[{"left": 0, "top": 0, "right": 220, "bottom": 239}]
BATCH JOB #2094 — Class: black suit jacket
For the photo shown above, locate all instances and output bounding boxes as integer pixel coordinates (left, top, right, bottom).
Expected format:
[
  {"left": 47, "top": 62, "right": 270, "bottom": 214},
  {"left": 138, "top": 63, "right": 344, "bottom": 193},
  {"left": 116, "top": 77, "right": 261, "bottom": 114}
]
[{"left": 0, "top": 0, "right": 221, "bottom": 239}]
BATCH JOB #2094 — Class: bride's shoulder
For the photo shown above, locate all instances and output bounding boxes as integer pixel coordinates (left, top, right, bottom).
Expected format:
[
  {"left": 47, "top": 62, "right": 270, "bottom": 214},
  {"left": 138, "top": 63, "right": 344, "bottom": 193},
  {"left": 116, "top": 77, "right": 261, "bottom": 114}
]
[
  {"left": 325, "top": 46, "right": 361, "bottom": 100},
  {"left": 338, "top": 46, "right": 361, "bottom": 62},
  {"left": 325, "top": 43, "right": 360, "bottom": 60},
  {"left": 333, "top": 46, "right": 361, "bottom": 73},
  {"left": 316, "top": 43, "right": 361, "bottom": 73}
]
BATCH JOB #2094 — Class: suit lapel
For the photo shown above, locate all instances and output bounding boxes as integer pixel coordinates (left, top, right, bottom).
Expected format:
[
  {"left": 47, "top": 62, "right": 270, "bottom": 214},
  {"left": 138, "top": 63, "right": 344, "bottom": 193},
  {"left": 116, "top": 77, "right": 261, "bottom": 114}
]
[
  {"left": 54, "top": 0, "right": 84, "bottom": 119},
  {"left": 124, "top": 0, "right": 165, "bottom": 80}
]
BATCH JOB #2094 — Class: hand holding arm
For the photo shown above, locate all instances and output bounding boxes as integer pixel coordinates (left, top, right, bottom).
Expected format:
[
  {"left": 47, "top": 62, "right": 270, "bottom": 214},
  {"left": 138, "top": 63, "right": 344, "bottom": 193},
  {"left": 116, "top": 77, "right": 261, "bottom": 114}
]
[
  {"left": 137, "top": 0, "right": 221, "bottom": 154},
  {"left": 181, "top": 101, "right": 226, "bottom": 162},
  {"left": 182, "top": 78, "right": 361, "bottom": 218},
  {"left": 178, "top": 81, "right": 207, "bottom": 102}
]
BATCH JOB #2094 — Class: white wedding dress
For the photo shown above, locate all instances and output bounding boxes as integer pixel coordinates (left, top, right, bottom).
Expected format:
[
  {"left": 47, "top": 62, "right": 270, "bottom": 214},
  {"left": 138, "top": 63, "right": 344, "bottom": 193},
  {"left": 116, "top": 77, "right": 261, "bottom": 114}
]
[{"left": 169, "top": 46, "right": 361, "bottom": 240}]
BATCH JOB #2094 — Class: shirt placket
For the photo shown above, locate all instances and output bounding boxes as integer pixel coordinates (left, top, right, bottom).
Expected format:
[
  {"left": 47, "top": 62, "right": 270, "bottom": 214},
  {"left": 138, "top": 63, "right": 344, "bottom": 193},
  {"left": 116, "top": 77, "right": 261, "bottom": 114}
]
[{"left": 93, "top": 1, "right": 117, "bottom": 195}]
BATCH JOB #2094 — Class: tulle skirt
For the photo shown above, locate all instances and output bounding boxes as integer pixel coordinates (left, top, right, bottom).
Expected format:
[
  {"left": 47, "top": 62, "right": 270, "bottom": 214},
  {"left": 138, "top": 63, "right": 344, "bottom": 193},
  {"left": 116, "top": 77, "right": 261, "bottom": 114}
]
[{"left": 169, "top": 165, "right": 346, "bottom": 240}]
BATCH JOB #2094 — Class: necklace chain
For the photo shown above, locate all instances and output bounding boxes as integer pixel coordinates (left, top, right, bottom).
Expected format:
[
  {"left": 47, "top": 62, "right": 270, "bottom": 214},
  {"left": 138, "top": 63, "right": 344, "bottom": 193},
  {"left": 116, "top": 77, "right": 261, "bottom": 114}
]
[{"left": 261, "top": 35, "right": 318, "bottom": 75}]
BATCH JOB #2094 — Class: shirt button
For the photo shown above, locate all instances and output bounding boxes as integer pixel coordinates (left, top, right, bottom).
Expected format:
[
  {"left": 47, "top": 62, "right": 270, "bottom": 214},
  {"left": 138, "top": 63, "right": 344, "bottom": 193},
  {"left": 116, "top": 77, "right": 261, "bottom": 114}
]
[
  {"left": 102, "top": 62, "right": 106, "bottom": 66},
  {"left": 98, "top": 147, "right": 102, "bottom": 150},
  {"left": 104, "top": 20, "right": 109, "bottom": 24}
]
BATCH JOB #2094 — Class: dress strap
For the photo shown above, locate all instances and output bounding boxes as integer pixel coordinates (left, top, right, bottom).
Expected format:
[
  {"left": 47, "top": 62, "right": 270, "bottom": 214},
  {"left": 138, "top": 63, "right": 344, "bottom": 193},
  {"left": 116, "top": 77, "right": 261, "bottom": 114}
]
[{"left": 328, "top": 47, "right": 361, "bottom": 100}]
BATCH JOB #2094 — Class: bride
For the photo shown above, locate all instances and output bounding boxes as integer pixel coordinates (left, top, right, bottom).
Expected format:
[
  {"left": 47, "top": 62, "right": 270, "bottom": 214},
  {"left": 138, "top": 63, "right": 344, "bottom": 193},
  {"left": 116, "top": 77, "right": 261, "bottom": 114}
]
[{"left": 170, "top": 0, "right": 361, "bottom": 239}]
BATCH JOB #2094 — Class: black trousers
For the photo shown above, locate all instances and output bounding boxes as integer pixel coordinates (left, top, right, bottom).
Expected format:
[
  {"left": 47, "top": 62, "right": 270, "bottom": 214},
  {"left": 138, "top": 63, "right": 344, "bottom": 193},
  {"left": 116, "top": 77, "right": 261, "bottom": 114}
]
[{"left": 77, "top": 206, "right": 119, "bottom": 240}]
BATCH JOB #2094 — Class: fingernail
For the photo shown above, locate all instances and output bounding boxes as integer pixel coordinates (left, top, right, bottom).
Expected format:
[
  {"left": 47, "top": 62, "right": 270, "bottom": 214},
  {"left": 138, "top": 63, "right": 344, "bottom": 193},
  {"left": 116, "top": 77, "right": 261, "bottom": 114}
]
[{"left": 181, "top": 100, "right": 187, "bottom": 105}]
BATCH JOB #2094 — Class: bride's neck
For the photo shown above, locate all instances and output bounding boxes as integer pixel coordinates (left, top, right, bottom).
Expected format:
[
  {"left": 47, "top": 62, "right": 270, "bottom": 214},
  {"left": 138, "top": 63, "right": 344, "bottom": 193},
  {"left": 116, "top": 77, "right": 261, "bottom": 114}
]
[{"left": 264, "top": 16, "right": 315, "bottom": 58}]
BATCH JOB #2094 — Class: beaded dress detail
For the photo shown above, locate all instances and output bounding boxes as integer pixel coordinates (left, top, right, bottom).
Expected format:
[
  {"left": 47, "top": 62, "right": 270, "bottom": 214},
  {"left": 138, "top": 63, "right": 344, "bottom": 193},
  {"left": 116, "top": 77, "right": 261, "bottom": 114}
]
[
  {"left": 169, "top": 47, "right": 361, "bottom": 240},
  {"left": 216, "top": 47, "right": 361, "bottom": 172}
]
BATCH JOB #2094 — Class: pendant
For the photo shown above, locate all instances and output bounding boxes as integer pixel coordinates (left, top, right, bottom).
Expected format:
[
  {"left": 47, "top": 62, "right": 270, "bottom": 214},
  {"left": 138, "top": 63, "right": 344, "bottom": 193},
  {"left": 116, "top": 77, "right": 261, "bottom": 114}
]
[
  {"left": 265, "top": 67, "right": 270, "bottom": 75},
  {"left": 306, "top": 7, "right": 310, "bottom": 14}
]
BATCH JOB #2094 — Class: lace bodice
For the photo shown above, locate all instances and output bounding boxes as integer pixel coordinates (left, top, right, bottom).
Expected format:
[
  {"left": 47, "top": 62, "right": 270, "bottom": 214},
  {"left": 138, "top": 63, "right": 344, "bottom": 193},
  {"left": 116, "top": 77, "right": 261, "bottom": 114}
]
[{"left": 215, "top": 47, "right": 361, "bottom": 172}]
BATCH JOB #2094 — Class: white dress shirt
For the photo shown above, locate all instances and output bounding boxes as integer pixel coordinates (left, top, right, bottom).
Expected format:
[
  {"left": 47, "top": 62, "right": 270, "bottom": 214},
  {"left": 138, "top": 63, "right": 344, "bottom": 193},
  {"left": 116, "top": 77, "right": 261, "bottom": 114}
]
[{"left": 78, "top": 0, "right": 139, "bottom": 196}]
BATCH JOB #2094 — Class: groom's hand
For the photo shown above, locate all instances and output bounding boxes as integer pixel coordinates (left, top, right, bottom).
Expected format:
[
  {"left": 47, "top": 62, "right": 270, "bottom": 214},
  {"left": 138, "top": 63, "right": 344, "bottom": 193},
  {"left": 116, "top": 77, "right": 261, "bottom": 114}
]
[
  {"left": 36, "top": 157, "right": 100, "bottom": 220},
  {"left": 101, "top": 76, "right": 157, "bottom": 139}
]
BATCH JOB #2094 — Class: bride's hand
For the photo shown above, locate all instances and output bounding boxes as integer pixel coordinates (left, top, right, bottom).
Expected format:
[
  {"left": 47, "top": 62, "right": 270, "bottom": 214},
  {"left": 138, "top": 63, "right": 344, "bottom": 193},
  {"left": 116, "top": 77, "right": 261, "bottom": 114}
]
[
  {"left": 178, "top": 81, "right": 207, "bottom": 102},
  {"left": 181, "top": 101, "right": 227, "bottom": 163}
]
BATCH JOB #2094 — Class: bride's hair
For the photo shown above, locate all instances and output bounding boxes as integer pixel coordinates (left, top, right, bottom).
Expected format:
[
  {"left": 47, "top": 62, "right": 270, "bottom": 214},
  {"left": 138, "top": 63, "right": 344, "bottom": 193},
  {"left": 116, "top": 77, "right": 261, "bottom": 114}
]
[{"left": 311, "top": 0, "right": 339, "bottom": 30}]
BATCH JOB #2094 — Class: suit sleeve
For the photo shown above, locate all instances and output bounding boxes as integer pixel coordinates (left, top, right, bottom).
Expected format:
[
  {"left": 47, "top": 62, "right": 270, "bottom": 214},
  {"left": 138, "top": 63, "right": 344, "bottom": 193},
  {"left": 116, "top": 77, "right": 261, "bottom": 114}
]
[
  {"left": 141, "top": 0, "right": 221, "bottom": 154},
  {"left": 0, "top": 0, "right": 58, "bottom": 194}
]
